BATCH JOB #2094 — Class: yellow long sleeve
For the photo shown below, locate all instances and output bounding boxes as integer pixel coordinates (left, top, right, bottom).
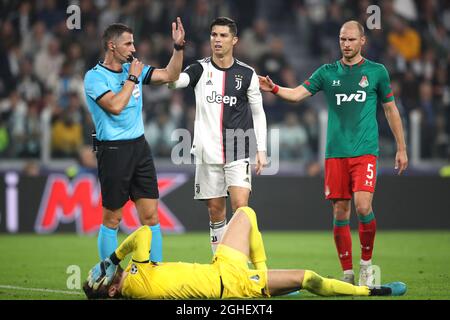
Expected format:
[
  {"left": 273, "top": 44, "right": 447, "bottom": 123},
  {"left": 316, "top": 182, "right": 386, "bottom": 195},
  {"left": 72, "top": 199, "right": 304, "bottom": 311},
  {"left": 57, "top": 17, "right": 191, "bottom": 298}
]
[{"left": 115, "top": 226, "right": 152, "bottom": 262}]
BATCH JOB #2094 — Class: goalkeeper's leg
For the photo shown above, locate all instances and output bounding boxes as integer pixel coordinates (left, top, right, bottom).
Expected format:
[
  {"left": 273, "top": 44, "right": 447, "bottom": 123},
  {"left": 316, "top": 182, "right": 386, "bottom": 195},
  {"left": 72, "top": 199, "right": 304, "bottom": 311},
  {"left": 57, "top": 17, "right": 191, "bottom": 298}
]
[
  {"left": 219, "top": 207, "right": 267, "bottom": 270},
  {"left": 267, "top": 270, "right": 370, "bottom": 297},
  {"left": 238, "top": 207, "right": 267, "bottom": 270},
  {"left": 301, "top": 270, "right": 370, "bottom": 296}
]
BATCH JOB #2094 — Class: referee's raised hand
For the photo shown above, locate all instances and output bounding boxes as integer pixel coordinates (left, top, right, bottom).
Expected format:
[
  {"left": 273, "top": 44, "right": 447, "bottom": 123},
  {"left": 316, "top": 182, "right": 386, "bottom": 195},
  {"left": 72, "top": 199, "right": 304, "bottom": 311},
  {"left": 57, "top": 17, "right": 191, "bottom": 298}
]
[
  {"left": 172, "top": 17, "right": 185, "bottom": 46},
  {"left": 129, "top": 58, "right": 144, "bottom": 78}
]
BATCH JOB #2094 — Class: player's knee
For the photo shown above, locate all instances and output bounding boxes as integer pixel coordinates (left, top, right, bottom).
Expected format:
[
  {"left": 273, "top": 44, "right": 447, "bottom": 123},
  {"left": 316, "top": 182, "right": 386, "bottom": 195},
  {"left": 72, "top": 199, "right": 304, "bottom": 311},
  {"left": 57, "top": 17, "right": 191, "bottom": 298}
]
[
  {"left": 231, "top": 199, "right": 248, "bottom": 213},
  {"left": 102, "top": 215, "right": 121, "bottom": 229},
  {"left": 237, "top": 206, "right": 256, "bottom": 219},
  {"left": 355, "top": 204, "right": 371, "bottom": 216},
  {"left": 302, "top": 270, "right": 324, "bottom": 294},
  {"left": 333, "top": 209, "right": 350, "bottom": 220},
  {"left": 140, "top": 210, "right": 159, "bottom": 226},
  {"left": 238, "top": 206, "right": 253, "bottom": 212}
]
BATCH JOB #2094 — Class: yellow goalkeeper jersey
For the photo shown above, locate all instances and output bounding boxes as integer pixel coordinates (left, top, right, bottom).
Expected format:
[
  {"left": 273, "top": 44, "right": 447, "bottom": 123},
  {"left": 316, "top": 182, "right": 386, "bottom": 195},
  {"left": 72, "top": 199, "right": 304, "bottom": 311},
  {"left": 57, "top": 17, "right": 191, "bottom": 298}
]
[
  {"left": 115, "top": 226, "right": 221, "bottom": 299},
  {"left": 122, "top": 261, "right": 222, "bottom": 299},
  {"left": 115, "top": 226, "right": 268, "bottom": 299}
]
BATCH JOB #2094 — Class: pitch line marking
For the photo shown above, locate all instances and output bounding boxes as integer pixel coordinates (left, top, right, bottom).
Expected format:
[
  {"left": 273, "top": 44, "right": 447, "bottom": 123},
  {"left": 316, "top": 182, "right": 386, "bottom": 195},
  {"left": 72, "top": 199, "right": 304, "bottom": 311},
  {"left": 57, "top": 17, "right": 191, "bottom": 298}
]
[{"left": 0, "top": 285, "right": 84, "bottom": 296}]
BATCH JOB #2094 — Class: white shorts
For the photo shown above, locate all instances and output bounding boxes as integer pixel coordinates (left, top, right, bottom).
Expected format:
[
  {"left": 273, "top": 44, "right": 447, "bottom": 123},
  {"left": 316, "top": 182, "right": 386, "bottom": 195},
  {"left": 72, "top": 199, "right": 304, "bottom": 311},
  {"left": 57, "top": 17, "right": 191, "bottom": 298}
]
[{"left": 194, "top": 158, "right": 252, "bottom": 200}]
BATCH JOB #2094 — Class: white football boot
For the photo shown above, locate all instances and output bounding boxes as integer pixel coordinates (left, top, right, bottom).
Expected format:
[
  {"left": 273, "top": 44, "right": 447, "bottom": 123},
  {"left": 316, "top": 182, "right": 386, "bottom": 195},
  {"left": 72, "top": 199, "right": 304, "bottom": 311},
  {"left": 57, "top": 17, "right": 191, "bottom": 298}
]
[{"left": 341, "top": 273, "right": 355, "bottom": 285}]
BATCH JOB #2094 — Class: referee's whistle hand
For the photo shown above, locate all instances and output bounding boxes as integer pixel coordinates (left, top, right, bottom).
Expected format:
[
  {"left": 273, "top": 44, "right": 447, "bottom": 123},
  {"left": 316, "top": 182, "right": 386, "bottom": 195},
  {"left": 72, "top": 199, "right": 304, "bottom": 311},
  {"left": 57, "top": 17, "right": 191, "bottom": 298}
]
[{"left": 129, "top": 59, "right": 144, "bottom": 78}]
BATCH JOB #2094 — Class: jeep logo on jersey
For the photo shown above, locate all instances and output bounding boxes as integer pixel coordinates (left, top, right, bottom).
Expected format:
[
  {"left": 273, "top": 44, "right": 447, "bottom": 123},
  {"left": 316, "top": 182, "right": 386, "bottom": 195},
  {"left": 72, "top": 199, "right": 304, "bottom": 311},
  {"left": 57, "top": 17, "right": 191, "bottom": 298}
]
[
  {"left": 206, "top": 91, "right": 237, "bottom": 106},
  {"left": 335, "top": 90, "right": 367, "bottom": 106}
]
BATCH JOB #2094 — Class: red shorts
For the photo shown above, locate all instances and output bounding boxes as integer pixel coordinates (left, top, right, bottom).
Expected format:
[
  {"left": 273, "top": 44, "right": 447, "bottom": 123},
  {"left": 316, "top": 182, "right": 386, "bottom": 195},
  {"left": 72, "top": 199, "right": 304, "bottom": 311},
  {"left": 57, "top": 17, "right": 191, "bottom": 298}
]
[{"left": 324, "top": 155, "right": 377, "bottom": 200}]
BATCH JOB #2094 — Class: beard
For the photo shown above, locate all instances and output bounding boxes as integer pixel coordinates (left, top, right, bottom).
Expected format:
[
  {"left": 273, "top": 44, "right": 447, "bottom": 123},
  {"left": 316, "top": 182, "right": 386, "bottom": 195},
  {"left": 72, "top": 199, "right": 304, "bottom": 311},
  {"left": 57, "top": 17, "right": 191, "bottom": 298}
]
[{"left": 342, "top": 48, "right": 360, "bottom": 60}]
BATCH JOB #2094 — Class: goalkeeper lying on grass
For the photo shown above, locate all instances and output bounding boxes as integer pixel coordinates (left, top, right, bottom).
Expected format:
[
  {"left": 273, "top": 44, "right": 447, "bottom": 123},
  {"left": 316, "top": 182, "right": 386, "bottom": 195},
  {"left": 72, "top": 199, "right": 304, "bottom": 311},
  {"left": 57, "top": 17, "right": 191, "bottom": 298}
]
[{"left": 83, "top": 207, "right": 406, "bottom": 299}]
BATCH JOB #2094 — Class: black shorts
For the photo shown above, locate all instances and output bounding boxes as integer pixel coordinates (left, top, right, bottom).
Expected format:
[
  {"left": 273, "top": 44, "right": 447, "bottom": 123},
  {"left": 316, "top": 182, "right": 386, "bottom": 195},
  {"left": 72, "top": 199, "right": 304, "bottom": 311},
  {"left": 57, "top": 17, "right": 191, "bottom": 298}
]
[{"left": 96, "top": 135, "right": 159, "bottom": 210}]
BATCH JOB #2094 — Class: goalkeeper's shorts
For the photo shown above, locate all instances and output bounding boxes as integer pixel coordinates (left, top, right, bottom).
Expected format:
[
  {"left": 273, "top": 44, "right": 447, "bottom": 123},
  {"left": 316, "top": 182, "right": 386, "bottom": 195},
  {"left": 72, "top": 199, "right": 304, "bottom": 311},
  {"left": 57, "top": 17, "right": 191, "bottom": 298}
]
[{"left": 213, "top": 244, "right": 269, "bottom": 299}]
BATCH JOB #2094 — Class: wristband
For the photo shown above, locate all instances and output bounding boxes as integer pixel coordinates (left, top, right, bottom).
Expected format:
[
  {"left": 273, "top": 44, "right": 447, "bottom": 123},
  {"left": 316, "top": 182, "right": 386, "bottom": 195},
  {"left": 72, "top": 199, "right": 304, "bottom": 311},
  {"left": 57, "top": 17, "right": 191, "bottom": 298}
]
[
  {"left": 174, "top": 43, "right": 185, "bottom": 51},
  {"left": 109, "top": 252, "right": 121, "bottom": 265},
  {"left": 271, "top": 85, "right": 279, "bottom": 94},
  {"left": 127, "top": 74, "right": 139, "bottom": 84}
]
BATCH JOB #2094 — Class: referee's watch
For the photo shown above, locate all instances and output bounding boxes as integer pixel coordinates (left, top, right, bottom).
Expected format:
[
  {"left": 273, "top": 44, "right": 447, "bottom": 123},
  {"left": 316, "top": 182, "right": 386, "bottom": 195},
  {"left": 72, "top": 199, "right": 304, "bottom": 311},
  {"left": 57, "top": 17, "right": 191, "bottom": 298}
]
[
  {"left": 173, "top": 43, "right": 185, "bottom": 51},
  {"left": 127, "top": 74, "right": 139, "bottom": 84}
]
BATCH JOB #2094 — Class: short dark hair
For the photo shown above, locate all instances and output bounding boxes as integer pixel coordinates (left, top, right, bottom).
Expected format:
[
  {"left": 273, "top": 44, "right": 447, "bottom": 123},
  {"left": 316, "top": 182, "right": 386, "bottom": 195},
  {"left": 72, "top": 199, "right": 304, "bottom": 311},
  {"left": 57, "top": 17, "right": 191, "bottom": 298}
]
[
  {"left": 102, "top": 23, "right": 133, "bottom": 51},
  {"left": 210, "top": 17, "right": 238, "bottom": 36},
  {"left": 82, "top": 266, "right": 124, "bottom": 299}
]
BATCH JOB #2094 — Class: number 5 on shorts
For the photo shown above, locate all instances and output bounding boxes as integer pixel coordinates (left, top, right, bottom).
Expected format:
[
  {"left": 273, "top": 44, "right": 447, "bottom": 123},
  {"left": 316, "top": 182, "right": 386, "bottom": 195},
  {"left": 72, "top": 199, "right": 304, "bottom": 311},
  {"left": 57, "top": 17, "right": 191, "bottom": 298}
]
[{"left": 366, "top": 163, "right": 374, "bottom": 179}]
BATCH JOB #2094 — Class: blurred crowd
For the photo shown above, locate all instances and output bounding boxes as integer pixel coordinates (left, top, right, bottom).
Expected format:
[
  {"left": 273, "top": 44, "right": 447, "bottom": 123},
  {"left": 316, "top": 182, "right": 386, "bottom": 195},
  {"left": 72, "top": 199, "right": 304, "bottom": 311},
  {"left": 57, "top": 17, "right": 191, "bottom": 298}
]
[{"left": 0, "top": 0, "right": 449, "bottom": 169}]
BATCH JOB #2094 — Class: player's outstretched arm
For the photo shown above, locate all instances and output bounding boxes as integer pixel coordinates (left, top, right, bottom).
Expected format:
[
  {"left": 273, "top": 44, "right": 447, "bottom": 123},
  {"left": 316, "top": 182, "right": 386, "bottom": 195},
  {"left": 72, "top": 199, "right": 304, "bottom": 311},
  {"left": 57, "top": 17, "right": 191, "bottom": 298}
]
[
  {"left": 248, "top": 73, "right": 268, "bottom": 175},
  {"left": 167, "top": 72, "right": 190, "bottom": 89},
  {"left": 87, "top": 257, "right": 118, "bottom": 289},
  {"left": 87, "top": 226, "right": 152, "bottom": 291},
  {"left": 383, "top": 101, "right": 408, "bottom": 175},
  {"left": 151, "top": 17, "right": 185, "bottom": 85},
  {"left": 169, "top": 62, "right": 203, "bottom": 90},
  {"left": 115, "top": 226, "right": 153, "bottom": 262},
  {"left": 258, "top": 75, "right": 312, "bottom": 103}
]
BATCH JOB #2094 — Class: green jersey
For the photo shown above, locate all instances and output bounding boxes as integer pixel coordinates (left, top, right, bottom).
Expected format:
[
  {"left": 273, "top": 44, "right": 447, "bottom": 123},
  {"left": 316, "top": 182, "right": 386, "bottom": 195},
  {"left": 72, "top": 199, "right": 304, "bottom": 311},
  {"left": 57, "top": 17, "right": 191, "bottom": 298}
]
[{"left": 302, "top": 58, "right": 394, "bottom": 158}]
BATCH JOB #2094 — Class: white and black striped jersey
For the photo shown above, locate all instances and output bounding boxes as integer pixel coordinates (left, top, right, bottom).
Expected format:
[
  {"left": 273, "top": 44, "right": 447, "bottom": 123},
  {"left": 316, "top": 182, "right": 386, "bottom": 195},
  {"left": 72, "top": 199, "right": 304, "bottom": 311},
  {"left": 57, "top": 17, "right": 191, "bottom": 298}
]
[{"left": 171, "top": 57, "right": 267, "bottom": 164}]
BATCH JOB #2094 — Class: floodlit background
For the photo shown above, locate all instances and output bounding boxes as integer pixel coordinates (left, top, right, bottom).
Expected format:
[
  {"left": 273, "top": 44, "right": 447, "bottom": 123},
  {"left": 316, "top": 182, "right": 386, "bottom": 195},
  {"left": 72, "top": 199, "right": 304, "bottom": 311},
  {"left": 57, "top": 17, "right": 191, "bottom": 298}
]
[
  {"left": 0, "top": 0, "right": 449, "bottom": 300},
  {"left": 0, "top": 0, "right": 449, "bottom": 174}
]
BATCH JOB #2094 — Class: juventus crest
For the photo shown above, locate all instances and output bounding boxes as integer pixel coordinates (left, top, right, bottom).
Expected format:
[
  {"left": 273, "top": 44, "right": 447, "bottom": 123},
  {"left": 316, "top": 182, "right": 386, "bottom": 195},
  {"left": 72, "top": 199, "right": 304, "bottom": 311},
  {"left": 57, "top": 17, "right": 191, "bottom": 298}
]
[{"left": 235, "top": 74, "right": 243, "bottom": 90}]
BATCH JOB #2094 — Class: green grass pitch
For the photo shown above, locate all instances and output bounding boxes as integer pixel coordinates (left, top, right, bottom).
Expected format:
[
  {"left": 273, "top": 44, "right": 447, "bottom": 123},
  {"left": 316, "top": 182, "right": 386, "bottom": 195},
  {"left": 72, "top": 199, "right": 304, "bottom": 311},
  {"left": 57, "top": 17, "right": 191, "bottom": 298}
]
[{"left": 0, "top": 231, "right": 449, "bottom": 300}]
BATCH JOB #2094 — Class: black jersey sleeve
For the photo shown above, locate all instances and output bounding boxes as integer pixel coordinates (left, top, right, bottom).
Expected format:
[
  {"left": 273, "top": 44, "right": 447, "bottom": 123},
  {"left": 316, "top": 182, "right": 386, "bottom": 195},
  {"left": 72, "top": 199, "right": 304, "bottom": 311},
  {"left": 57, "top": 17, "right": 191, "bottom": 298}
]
[{"left": 184, "top": 62, "right": 204, "bottom": 88}]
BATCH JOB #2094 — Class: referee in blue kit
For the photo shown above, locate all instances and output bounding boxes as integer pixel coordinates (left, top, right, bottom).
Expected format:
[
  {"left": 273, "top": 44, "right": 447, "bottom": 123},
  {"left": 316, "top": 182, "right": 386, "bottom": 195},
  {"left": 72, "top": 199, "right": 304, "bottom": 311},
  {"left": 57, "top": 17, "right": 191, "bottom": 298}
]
[{"left": 84, "top": 18, "right": 185, "bottom": 263}]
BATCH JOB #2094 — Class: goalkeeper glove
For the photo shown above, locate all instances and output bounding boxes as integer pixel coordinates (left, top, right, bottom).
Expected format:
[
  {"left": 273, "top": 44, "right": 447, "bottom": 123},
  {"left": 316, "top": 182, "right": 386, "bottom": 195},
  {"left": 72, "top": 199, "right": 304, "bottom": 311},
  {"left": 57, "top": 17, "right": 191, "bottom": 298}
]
[{"left": 87, "top": 257, "right": 118, "bottom": 290}]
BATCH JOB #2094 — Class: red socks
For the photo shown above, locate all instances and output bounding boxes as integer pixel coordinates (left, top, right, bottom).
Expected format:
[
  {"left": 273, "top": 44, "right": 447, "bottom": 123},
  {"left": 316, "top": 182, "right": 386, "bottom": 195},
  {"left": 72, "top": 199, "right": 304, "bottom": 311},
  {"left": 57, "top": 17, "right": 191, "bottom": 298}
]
[
  {"left": 334, "top": 212, "right": 376, "bottom": 272},
  {"left": 358, "top": 212, "right": 376, "bottom": 261},
  {"left": 333, "top": 220, "right": 353, "bottom": 271}
]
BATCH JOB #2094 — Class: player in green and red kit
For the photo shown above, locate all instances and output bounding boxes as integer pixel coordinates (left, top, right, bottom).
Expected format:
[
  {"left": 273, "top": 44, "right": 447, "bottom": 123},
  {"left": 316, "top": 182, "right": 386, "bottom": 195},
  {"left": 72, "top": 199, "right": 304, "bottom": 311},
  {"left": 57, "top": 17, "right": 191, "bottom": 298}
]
[{"left": 259, "top": 21, "right": 408, "bottom": 286}]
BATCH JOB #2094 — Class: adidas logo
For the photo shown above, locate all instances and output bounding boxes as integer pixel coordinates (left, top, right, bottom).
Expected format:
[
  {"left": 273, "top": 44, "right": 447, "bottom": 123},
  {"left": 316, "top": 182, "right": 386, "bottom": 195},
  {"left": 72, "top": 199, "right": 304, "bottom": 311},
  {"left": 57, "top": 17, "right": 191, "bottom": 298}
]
[{"left": 206, "top": 80, "right": 213, "bottom": 85}]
